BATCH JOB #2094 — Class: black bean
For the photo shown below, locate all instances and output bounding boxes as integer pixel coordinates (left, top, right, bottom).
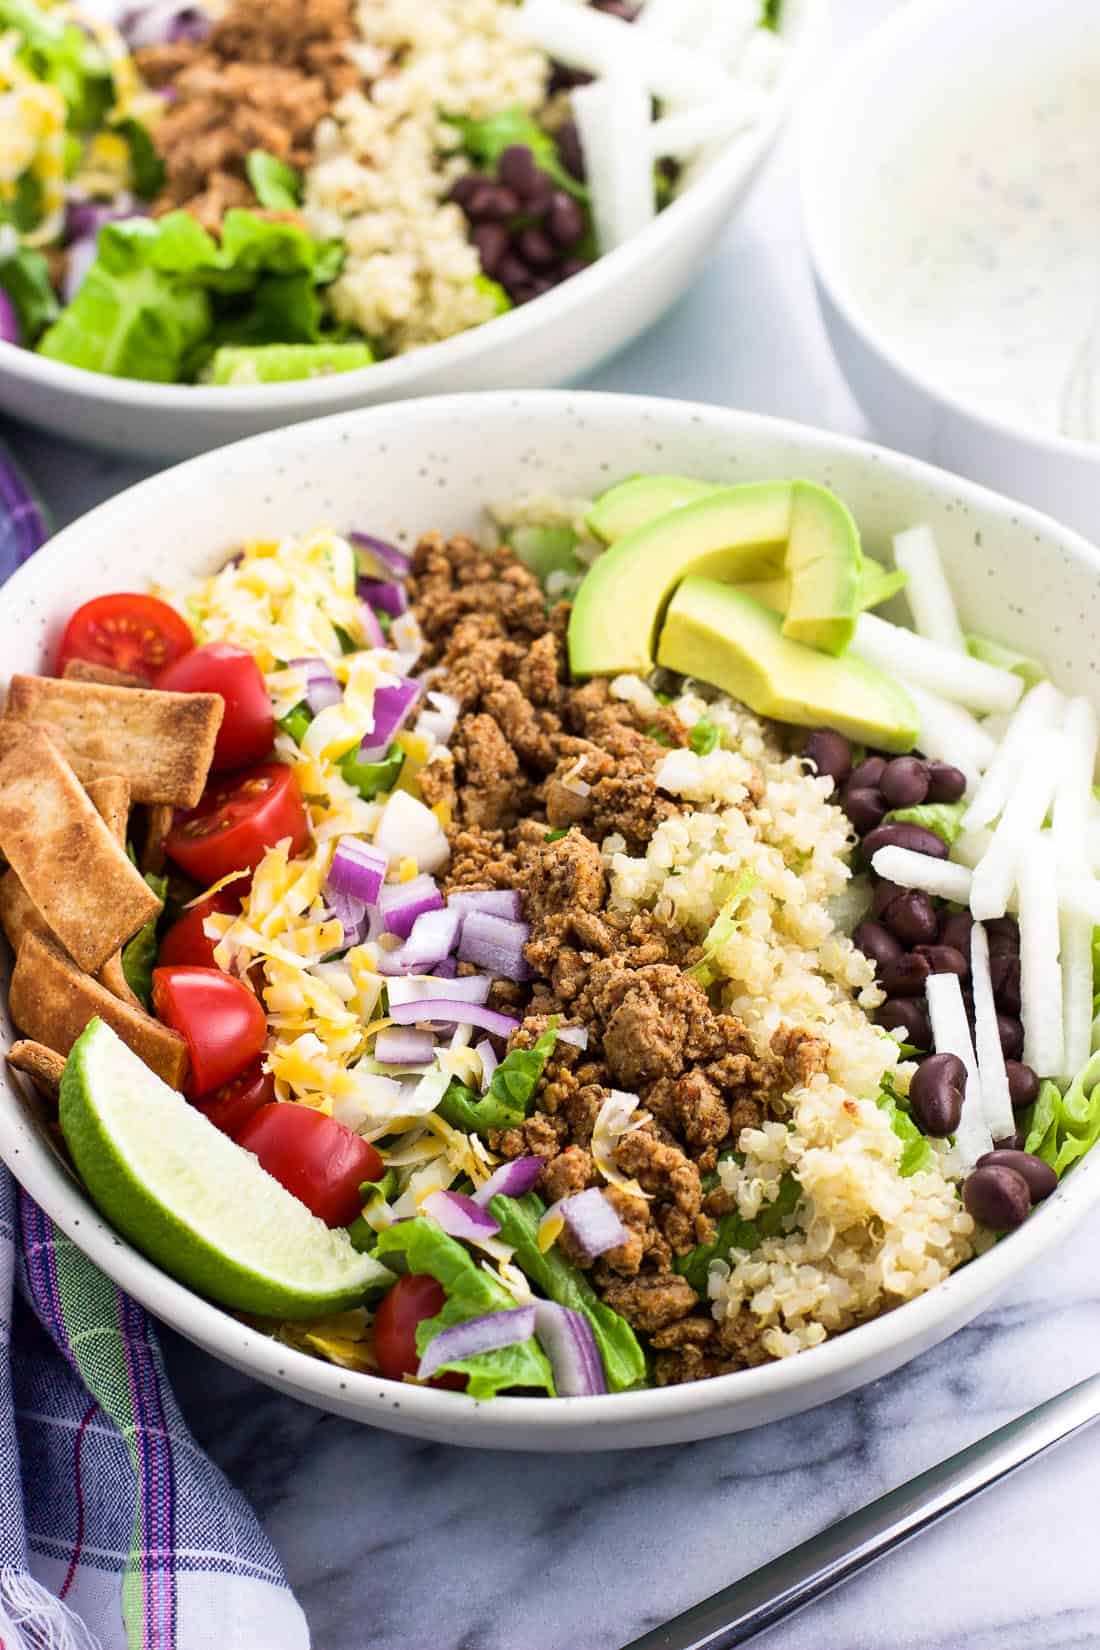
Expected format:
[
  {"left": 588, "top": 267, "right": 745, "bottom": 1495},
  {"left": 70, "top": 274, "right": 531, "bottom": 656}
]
[
  {"left": 467, "top": 184, "right": 520, "bottom": 222},
  {"left": 527, "top": 274, "right": 555, "bottom": 298},
  {"left": 498, "top": 144, "right": 540, "bottom": 198},
  {"left": 963, "top": 1164, "right": 1031, "bottom": 1230},
  {"left": 852, "top": 919, "right": 904, "bottom": 974},
  {"left": 556, "top": 120, "right": 585, "bottom": 180},
  {"left": 497, "top": 253, "right": 531, "bottom": 291},
  {"left": 876, "top": 997, "right": 931, "bottom": 1048},
  {"left": 882, "top": 889, "right": 938, "bottom": 946},
  {"left": 471, "top": 222, "right": 509, "bottom": 276},
  {"left": 926, "top": 762, "right": 967, "bottom": 804},
  {"left": 976, "top": 1148, "right": 1058, "bottom": 1204},
  {"left": 560, "top": 256, "right": 588, "bottom": 279},
  {"left": 1005, "top": 1060, "right": 1040, "bottom": 1112},
  {"left": 993, "top": 1132, "right": 1026, "bottom": 1152},
  {"left": 880, "top": 756, "right": 930, "bottom": 808},
  {"left": 849, "top": 755, "right": 887, "bottom": 790},
  {"left": 843, "top": 786, "right": 888, "bottom": 834},
  {"left": 863, "top": 821, "right": 949, "bottom": 861},
  {"left": 547, "top": 190, "right": 587, "bottom": 250},
  {"left": 872, "top": 878, "right": 905, "bottom": 917},
  {"left": 938, "top": 910, "right": 973, "bottom": 955},
  {"left": 593, "top": 0, "right": 639, "bottom": 16},
  {"left": 914, "top": 943, "right": 968, "bottom": 979},
  {"left": 804, "top": 729, "right": 852, "bottom": 787},
  {"left": 997, "top": 1013, "right": 1024, "bottom": 1060},
  {"left": 909, "top": 1052, "right": 967, "bottom": 1136},
  {"left": 985, "top": 916, "right": 1020, "bottom": 957},
  {"left": 450, "top": 172, "right": 489, "bottom": 207},
  {"left": 989, "top": 952, "right": 1021, "bottom": 1014},
  {"left": 880, "top": 952, "right": 933, "bottom": 997},
  {"left": 517, "top": 226, "right": 556, "bottom": 268}
]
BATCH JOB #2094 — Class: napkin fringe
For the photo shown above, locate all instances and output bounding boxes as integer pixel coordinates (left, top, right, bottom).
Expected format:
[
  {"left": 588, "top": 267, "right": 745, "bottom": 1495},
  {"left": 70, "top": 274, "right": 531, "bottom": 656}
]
[{"left": 0, "top": 1569, "right": 102, "bottom": 1650}]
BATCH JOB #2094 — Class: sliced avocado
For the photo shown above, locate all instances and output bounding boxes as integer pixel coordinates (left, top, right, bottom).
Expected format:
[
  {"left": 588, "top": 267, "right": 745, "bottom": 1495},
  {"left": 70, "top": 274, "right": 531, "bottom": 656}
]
[
  {"left": 568, "top": 482, "right": 793, "bottom": 677},
  {"left": 736, "top": 555, "right": 905, "bottom": 618},
  {"left": 781, "top": 482, "right": 863, "bottom": 656},
  {"left": 584, "top": 475, "right": 719, "bottom": 544},
  {"left": 657, "top": 577, "right": 919, "bottom": 752}
]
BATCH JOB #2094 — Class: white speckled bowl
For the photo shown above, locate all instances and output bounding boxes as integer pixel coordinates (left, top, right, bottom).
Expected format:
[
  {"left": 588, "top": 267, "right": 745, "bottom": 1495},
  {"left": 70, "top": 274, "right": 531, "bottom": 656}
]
[
  {"left": 0, "top": 0, "right": 825, "bottom": 461},
  {"left": 2, "top": 391, "right": 1099, "bottom": 1450},
  {"left": 801, "top": 0, "right": 1100, "bottom": 539}
]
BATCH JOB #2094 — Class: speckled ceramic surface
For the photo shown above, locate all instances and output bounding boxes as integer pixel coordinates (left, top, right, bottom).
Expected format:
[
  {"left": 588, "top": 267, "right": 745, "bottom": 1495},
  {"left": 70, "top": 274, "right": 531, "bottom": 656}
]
[{"left": 2, "top": 390, "right": 1099, "bottom": 1451}]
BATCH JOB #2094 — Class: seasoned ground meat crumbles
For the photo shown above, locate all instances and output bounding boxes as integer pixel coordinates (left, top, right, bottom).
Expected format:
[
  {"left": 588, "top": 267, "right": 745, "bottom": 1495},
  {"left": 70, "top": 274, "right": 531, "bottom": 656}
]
[{"left": 408, "top": 531, "right": 980, "bottom": 1386}]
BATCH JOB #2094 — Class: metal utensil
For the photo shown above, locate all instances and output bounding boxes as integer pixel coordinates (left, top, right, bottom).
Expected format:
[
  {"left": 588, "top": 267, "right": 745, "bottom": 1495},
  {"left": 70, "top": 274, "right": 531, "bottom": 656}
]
[{"left": 621, "top": 1370, "right": 1100, "bottom": 1650}]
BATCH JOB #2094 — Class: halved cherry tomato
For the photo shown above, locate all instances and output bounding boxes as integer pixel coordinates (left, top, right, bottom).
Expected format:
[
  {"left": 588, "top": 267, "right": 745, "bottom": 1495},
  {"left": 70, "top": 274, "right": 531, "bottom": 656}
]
[
  {"left": 151, "top": 965, "right": 267, "bottom": 1097},
  {"left": 157, "top": 887, "right": 240, "bottom": 970},
  {"left": 164, "top": 762, "right": 309, "bottom": 885},
  {"left": 193, "top": 1059, "right": 276, "bottom": 1139},
  {"left": 57, "top": 593, "right": 194, "bottom": 683},
  {"left": 156, "top": 642, "right": 274, "bottom": 772},
  {"left": 373, "top": 1274, "right": 466, "bottom": 1391},
  {"left": 234, "top": 1103, "right": 383, "bottom": 1229}
]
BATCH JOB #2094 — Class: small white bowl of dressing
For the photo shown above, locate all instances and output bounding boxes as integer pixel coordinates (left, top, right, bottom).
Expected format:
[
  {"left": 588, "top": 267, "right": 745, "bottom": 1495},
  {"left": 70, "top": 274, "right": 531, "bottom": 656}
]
[{"left": 801, "top": 0, "right": 1100, "bottom": 538}]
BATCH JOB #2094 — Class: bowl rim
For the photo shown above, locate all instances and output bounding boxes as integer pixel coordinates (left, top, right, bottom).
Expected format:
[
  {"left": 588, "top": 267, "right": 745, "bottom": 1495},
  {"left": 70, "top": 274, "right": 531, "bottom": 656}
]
[
  {"left": 3, "top": 386, "right": 1100, "bottom": 1439},
  {"left": 799, "top": 0, "right": 1100, "bottom": 467},
  {"left": 0, "top": 0, "right": 826, "bottom": 417}
]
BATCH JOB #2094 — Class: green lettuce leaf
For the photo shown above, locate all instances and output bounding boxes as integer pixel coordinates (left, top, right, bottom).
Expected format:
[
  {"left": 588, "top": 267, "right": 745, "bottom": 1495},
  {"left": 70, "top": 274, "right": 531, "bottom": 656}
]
[
  {"left": 0, "top": 242, "right": 59, "bottom": 344},
  {"left": 441, "top": 106, "right": 587, "bottom": 202},
  {"left": 882, "top": 801, "right": 966, "bottom": 847},
  {"left": 761, "top": 0, "right": 782, "bottom": 27},
  {"left": 689, "top": 719, "right": 719, "bottom": 755},
  {"left": 688, "top": 870, "right": 756, "bottom": 987},
  {"left": 246, "top": 149, "right": 303, "bottom": 211},
  {"left": 120, "top": 872, "right": 168, "bottom": 1009},
  {"left": 438, "top": 1019, "right": 558, "bottom": 1138},
  {"left": 877, "top": 1078, "right": 937, "bottom": 1176},
  {"left": 488, "top": 1191, "right": 646, "bottom": 1391},
  {"left": 674, "top": 1172, "right": 801, "bottom": 1295},
  {"left": 966, "top": 633, "right": 1047, "bottom": 690},
  {"left": 373, "top": 1217, "right": 555, "bottom": 1397},
  {"left": 1023, "top": 1054, "right": 1100, "bottom": 1177},
  {"left": 39, "top": 259, "right": 211, "bottom": 381},
  {"left": 473, "top": 272, "right": 512, "bottom": 315},
  {"left": 116, "top": 117, "right": 165, "bottom": 199}
]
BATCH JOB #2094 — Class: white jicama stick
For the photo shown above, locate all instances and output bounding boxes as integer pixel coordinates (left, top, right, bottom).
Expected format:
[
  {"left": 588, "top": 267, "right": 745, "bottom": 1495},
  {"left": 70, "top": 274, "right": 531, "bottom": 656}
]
[
  {"left": 900, "top": 681, "right": 994, "bottom": 794},
  {"left": 969, "top": 733, "right": 1063, "bottom": 921},
  {"left": 649, "top": 95, "right": 766, "bottom": 160},
  {"left": 1017, "top": 831, "right": 1064, "bottom": 1078},
  {"left": 892, "top": 524, "right": 967, "bottom": 653},
  {"left": 952, "top": 826, "right": 994, "bottom": 871},
  {"left": 870, "top": 846, "right": 973, "bottom": 903},
  {"left": 925, "top": 971, "right": 993, "bottom": 1169},
  {"left": 1060, "top": 909, "right": 1093, "bottom": 1079},
  {"left": 637, "top": 0, "right": 710, "bottom": 39},
  {"left": 699, "top": 0, "right": 760, "bottom": 70},
  {"left": 1051, "top": 697, "right": 1097, "bottom": 1075},
  {"left": 571, "top": 75, "right": 655, "bottom": 255},
  {"left": 962, "top": 680, "right": 1063, "bottom": 830},
  {"left": 852, "top": 613, "right": 1023, "bottom": 715},
  {"left": 520, "top": 0, "right": 729, "bottom": 103},
  {"left": 970, "top": 923, "right": 1014, "bottom": 1143}
]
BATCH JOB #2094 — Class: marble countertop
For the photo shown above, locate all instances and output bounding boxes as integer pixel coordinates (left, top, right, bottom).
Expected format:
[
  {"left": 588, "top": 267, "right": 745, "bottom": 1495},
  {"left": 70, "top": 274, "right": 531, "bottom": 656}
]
[{"left": 6, "top": 3, "right": 1100, "bottom": 1646}]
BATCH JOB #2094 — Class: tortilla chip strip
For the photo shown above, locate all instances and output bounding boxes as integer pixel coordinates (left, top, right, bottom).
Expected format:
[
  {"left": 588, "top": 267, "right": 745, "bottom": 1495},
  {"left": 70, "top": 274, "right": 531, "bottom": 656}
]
[
  {"left": 63, "top": 658, "right": 147, "bottom": 689},
  {"left": 0, "top": 729, "right": 161, "bottom": 974},
  {"left": 84, "top": 774, "right": 144, "bottom": 1011},
  {"left": 10, "top": 929, "right": 189, "bottom": 1090},
  {"left": 7, "top": 1039, "right": 66, "bottom": 1100},
  {"left": 0, "top": 869, "right": 48, "bottom": 953},
  {"left": 3, "top": 675, "right": 223, "bottom": 807},
  {"left": 142, "top": 802, "right": 175, "bottom": 876}
]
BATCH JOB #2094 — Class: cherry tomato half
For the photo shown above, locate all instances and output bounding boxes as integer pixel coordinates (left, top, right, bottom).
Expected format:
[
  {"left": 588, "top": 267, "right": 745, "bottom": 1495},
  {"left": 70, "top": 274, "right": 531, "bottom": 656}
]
[
  {"left": 158, "top": 887, "right": 240, "bottom": 971},
  {"left": 57, "top": 593, "right": 194, "bottom": 683},
  {"left": 152, "top": 965, "right": 267, "bottom": 1098},
  {"left": 164, "top": 762, "right": 309, "bottom": 886},
  {"left": 373, "top": 1274, "right": 466, "bottom": 1391},
  {"left": 156, "top": 642, "right": 274, "bottom": 772},
  {"left": 193, "top": 1059, "right": 276, "bottom": 1139},
  {"left": 234, "top": 1103, "right": 383, "bottom": 1229}
]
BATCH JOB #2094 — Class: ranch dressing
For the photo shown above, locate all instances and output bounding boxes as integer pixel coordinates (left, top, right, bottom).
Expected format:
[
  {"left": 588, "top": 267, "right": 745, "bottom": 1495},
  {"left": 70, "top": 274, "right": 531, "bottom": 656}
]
[{"left": 844, "top": 40, "right": 1100, "bottom": 443}]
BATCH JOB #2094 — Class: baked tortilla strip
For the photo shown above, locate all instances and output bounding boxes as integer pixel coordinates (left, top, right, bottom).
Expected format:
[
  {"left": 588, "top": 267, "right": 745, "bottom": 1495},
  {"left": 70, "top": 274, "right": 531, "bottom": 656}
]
[
  {"left": 0, "top": 869, "right": 48, "bottom": 953},
  {"left": 10, "top": 929, "right": 189, "bottom": 1089},
  {"left": 85, "top": 775, "right": 145, "bottom": 1011},
  {"left": 63, "top": 658, "right": 147, "bottom": 689},
  {"left": 0, "top": 728, "right": 161, "bottom": 974},
  {"left": 6, "top": 1039, "right": 66, "bottom": 1100},
  {"left": 3, "top": 675, "right": 223, "bottom": 807},
  {"left": 142, "top": 802, "right": 175, "bottom": 876}
]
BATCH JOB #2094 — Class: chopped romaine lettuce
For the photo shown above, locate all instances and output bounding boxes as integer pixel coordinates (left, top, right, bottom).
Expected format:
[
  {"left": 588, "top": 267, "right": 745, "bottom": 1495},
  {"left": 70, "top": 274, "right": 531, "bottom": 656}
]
[
  {"left": 439, "top": 1019, "right": 558, "bottom": 1138},
  {"left": 489, "top": 1191, "right": 646, "bottom": 1391},
  {"left": 373, "top": 1217, "right": 555, "bottom": 1397},
  {"left": 473, "top": 272, "right": 512, "bottom": 315},
  {"left": 120, "top": 872, "right": 168, "bottom": 1009},
  {"left": 1024, "top": 1055, "right": 1100, "bottom": 1177},
  {"left": 688, "top": 870, "right": 756, "bottom": 987},
  {"left": 0, "top": 241, "right": 58, "bottom": 344},
  {"left": 116, "top": 117, "right": 165, "bottom": 199},
  {"left": 246, "top": 149, "right": 303, "bottom": 211},
  {"left": 689, "top": 719, "right": 720, "bottom": 755},
  {"left": 882, "top": 801, "right": 966, "bottom": 847},
  {"left": 877, "top": 1077, "right": 937, "bottom": 1176},
  {"left": 761, "top": 0, "right": 782, "bottom": 28},
  {"left": 966, "top": 633, "right": 1047, "bottom": 690},
  {"left": 674, "top": 1172, "right": 801, "bottom": 1295},
  {"left": 507, "top": 524, "right": 579, "bottom": 583},
  {"left": 441, "top": 106, "right": 587, "bottom": 202}
]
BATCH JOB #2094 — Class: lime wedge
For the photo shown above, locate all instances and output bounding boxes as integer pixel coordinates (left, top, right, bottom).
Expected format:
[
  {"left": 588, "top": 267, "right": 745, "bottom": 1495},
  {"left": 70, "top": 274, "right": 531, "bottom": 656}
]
[
  {"left": 60, "top": 1020, "right": 389, "bottom": 1319},
  {"left": 208, "top": 342, "right": 375, "bottom": 386}
]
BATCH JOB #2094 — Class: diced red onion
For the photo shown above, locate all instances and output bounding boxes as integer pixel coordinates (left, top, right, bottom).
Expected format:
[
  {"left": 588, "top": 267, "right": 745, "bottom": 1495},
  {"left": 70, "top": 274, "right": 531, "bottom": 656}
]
[
  {"left": 557, "top": 1026, "right": 589, "bottom": 1051},
  {"left": 416, "top": 690, "right": 460, "bottom": 748},
  {"left": 458, "top": 910, "right": 532, "bottom": 981},
  {"left": 417, "top": 1305, "right": 536, "bottom": 1382},
  {"left": 378, "top": 874, "right": 443, "bottom": 939},
  {"left": 382, "top": 907, "right": 461, "bottom": 972},
  {"left": 0, "top": 291, "right": 19, "bottom": 347},
  {"left": 351, "top": 531, "right": 412, "bottom": 579},
  {"left": 326, "top": 886, "right": 368, "bottom": 949},
  {"left": 433, "top": 957, "right": 458, "bottom": 979},
  {"left": 360, "top": 603, "right": 386, "bottom": 649},
  {"left": 62, "top": 236, "right": 98, "bottom": 304},
  {"left": 423, "top": 1189, "right": 502, "bottom": 1245},
  {"left": 65, "top": 195, "right": 145, "bottom": 243},
  {"left": 290, "top": 656, "right": 342, "bottom": 716},
  {"left": 472, "top": 1155, "right": 545, "bottom": 1206},
  {"left": 388, "top": 998, "right": 520, "bottom": 1038},
  {"left": 328, "top": 837, "right": 388, "bottom": 905},
  {"left": 386, "top": 974, "right": 492, "bottom": 1008},
  {"left": 375, "top": 1026, "right": 435, "bottom": 1065},
  {"left": 558, "top": 1188, "right": 628, "bottom": 1259},
  {"left": 120, "top": 1, "right": 211, "bottom": 49},
  {"left": 447, "top": 889, "right": 523, "bottom": 921},
  {"left": 533, "top": 1301, "right": 607, "bottom": 1397},
  {"left": 358, "top": 577, "right": 408, "bottom": 617},
  {"left": 375, "top": 792, "right": 449, "bottom": 874},
  {"left": 475, "top": 1037, "right": 499, "bottom": 1092},
  {"left": 370, "top": 678, "right": 421, "bottom": 746}
]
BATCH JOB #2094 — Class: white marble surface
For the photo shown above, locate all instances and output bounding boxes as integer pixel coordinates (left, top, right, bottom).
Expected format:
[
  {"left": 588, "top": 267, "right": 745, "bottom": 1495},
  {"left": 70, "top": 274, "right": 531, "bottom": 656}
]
[{"left": 6, "top": 3, "right": 1100, "bottom": 1646}]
